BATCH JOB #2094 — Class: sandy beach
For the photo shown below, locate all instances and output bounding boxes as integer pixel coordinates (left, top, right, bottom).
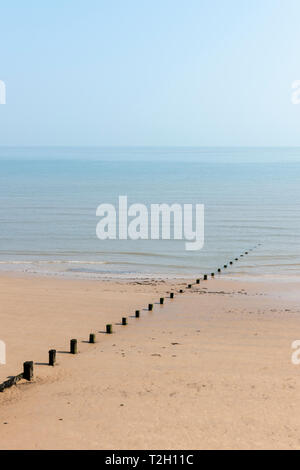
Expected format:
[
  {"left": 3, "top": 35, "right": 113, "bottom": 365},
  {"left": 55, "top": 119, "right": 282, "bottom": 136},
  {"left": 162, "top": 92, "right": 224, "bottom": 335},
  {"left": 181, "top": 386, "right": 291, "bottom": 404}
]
[{"left": 0, "top": 274, "right": 300, "bottom": 450}]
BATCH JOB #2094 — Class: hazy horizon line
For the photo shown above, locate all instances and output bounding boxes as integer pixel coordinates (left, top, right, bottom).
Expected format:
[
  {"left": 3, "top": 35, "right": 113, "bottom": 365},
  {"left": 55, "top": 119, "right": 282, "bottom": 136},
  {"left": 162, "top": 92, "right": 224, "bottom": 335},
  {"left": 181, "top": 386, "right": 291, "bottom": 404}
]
[
  {"left": 0, "top": 145, "right": 300, "bottom": 149},
  {"left": 1, "top": 146, "right": 300, "bottom": 163}
]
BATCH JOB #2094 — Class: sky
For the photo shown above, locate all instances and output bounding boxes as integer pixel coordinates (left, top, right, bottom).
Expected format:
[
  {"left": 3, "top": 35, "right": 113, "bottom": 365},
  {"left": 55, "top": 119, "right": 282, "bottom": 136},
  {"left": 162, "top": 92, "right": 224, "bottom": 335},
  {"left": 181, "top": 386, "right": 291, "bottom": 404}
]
[{"left": 0, "top": 0, "right": 300, "bottom": 147}]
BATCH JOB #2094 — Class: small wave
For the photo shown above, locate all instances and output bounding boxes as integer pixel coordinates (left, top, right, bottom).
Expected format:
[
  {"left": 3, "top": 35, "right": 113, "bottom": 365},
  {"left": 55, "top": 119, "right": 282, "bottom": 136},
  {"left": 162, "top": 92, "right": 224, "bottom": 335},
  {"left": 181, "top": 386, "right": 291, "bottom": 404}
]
[
  {"left": 0, "top": 250, "right": 186, "bottom": 260},
  {"left": 0, "top": 260, "right": 109, "bottom": 265}
]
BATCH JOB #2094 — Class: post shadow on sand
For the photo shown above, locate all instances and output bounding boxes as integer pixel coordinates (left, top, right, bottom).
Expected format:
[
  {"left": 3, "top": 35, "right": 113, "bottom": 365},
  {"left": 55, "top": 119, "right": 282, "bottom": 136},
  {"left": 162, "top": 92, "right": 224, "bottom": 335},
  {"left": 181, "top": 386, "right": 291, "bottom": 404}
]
[{"left": 34, "top": 362, "right": 49, "bottom": 366}]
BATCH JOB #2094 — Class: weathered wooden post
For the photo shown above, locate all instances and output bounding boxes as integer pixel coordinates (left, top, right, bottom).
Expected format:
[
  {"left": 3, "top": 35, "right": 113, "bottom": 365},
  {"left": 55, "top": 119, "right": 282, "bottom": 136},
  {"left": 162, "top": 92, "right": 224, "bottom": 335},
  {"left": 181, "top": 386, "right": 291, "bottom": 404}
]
[
  {"left": 211, "top": 273, "right": 215, "bottom": 277},
  {"left": 106, "top": 324, "right": 113, "bottom": 334},
  {"left": 196, "top": 279, "right": 200, "bottom": 284},
  {"left": 148, "top": 304, "right": 153, "bottom": 311},
  {"left": 122, "top": 317, "right": 127, "bottom": 325},
  {"left": 49, "top": 349, "right": 56, "bottom": 366},
  {"left": 70, "top": 339, "right": 78, "bottom": 354},
  {"left": 224, "top": 265, "right": 227, "bottom": 268},
  {"left": 160, "top": 297, "right": 164, "bottom": 305},
  {"left": 187, "top": 284, "right": 192, "bottom": 288},
  {"left": 23, "top": 361, "right": 33, "bottom": 381},
  {"left": 203, "top": 274, "right": 207, "bottom": 280},
  {"left": 89, "top": 333, "right": 96, "bottom": 344},
  {"left": 135, "top": 310, "right": 140, "bottom": 318},
  {"left": 218, "top": 268, "right": 221, "bottom": 273},
  {"left": 170, "top": 293, "right": 174, "bottom": 299}
]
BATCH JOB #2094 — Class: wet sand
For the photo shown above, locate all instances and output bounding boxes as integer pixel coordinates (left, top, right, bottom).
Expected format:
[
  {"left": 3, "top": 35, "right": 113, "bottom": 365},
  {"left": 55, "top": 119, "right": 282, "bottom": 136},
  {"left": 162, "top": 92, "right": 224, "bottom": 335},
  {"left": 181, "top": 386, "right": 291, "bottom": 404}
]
[{"left": 0, "top": 275, "right": 300, "bottom": 449}]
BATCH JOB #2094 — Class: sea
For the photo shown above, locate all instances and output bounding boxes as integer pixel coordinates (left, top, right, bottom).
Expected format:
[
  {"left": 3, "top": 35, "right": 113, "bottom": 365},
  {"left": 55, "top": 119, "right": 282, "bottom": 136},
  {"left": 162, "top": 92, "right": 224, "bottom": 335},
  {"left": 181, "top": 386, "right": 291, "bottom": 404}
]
[{"left": 0, "top": 147, "right": 300, "bottom": 280}]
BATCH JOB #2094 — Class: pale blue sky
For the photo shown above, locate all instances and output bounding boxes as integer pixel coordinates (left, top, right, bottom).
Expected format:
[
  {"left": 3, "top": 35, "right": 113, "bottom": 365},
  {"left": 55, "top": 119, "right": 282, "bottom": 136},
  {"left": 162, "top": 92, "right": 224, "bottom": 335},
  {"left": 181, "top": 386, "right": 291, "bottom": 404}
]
[{"left": 0, "top": 0, "right": 300, "bottom": 146}]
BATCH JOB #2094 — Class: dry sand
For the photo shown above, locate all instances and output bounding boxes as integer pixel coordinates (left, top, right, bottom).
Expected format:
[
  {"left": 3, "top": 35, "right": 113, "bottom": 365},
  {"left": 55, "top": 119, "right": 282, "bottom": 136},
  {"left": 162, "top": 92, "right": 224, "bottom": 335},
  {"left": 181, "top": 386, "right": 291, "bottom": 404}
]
[{"left": 0, "top": 274, "right": 300, "bottom": 450}]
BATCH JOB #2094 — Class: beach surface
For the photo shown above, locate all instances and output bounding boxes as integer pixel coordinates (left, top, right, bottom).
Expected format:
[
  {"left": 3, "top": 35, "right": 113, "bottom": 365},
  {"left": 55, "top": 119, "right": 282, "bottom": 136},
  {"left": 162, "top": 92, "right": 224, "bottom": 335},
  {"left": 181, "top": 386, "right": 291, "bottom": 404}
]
[{"left": 0, "top": 274, "right": 300, "bottom": 450}]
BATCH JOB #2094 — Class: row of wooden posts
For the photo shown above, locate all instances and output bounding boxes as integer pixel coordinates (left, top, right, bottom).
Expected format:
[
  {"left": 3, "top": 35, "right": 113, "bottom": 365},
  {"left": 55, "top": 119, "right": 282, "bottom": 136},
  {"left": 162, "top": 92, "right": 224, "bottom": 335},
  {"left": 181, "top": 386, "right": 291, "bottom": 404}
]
[
  {"left": 50, "top": 293, "right": 174, "bottom": 365},
  {"left": 0, "top": 244, "right": 260, "bottom": 392}
]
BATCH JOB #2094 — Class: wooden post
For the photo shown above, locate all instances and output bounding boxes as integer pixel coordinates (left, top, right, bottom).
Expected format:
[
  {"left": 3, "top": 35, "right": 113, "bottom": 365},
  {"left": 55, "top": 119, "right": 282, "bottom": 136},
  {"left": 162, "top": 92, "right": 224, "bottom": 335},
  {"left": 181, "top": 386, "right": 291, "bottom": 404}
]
[
  {"left": 148, "top": 304, "right": 153, "bottom": 311},
  {"left": 122, "top": 317, "right": 127, "bottom": 325},
  {"left": 187, "top": 284, "right": 192, "bottom": 288},
  {"left": 70, "top": 339, "right": 78, "bottom": 354},
  {"left": 196, "top": 279, "right": 200, "bottom": 284},
  {"left": 135, "top": 310, "right": 140, "bottom": 318},
  {"left": 211, "top": 273, "right": 214, "bottom": 277},
  {"left": 218, "top": 268, "right": 221, "bottom": 273},
  {"left": 160, "top": 297, "right": 164, "bottom": 305},
  {"left": 23, "top": 361, "right": 33, "bottom": 381},
  {"left": 179, "top": 289, "right": 183, "bottom": 293},
  {"left": 106, "top": 324, "right": 112, "bottom": 334},
  {"left": 170, "top": 293, "right": 174, "bottom": 299},
  {"left": 203, "top": 274, "right": 207, "bottom": 280},
  {"left": 230, "top": 261, "right": 233, "bottom": 265},
  {"left": 89, "top": 333, "right": 96, "bottom": 344},
  {"left": 49, "top": 349, "right": 56, "bottom": 366},
  {"left": 224, "top": 265, "right": 227, "bottom": 268}
]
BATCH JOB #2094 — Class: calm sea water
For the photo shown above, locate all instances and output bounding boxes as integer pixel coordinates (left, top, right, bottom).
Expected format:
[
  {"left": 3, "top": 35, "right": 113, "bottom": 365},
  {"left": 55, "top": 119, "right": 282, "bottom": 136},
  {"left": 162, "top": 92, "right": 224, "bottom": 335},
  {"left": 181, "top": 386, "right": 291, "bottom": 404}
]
[{"left": 0, "top": 148, "right": 300, "bottom": 279}]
